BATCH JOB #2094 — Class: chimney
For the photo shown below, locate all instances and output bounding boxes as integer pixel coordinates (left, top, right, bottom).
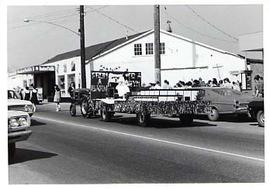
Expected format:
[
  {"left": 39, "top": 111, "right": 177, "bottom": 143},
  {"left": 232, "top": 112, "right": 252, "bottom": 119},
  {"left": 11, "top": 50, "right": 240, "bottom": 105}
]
[{"left": 166, "top": 20, "right": 172, "bottom": 33}]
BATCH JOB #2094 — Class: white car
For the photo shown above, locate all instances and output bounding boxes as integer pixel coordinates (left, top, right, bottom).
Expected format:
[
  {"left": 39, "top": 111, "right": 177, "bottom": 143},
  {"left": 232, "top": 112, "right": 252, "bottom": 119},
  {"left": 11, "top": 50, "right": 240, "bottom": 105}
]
[
  {"left": 8, "top": 110, "right": 32, "bottom": 158},
  {"left": 8, "top": 90, "right": 35, "bottom": 116}
]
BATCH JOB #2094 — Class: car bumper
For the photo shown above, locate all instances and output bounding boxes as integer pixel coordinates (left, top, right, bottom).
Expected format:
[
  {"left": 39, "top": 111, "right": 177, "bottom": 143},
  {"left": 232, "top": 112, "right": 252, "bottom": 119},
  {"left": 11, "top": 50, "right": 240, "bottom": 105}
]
[
  {"left": 233, "top": 107, "right": 248, "bottom": 114},
  {"left": 8, "top": 130, "right": 32, "bottom": 143}
]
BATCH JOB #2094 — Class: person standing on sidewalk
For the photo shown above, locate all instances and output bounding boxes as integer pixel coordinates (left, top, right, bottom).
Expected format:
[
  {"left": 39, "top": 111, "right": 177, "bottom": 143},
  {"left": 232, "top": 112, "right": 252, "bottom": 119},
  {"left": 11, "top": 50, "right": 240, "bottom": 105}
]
[
  {"left": 68, "top": 82, "right": 75, "bottom": 98},
  {"left": 53, "top": 85, "right": 61, "bottom": 111},
  {"left": 24, "top": 86, "right": 30, "bottom": 101},
  {"left": 254, "top": 75, "right": 264, "bottom": 97},
  {"left": 30, "top": 84, "right": 38, "bottom": 112}
]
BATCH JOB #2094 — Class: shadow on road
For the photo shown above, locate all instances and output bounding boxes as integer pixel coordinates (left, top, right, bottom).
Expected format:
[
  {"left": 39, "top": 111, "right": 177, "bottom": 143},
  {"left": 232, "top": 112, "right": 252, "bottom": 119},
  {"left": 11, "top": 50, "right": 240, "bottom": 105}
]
[
  {"left": 195, "top": 115, "right": 254, "bottom": 123},
  {"left": 9, "top": 148, "right": 58, "bottom": 165},
  {"left": 249, "top": 123, "right": 260, "bottom": 127},
  {"left": 113, "top": 117, "right": 217, "bottom": 128},
  {"left": 31, "top": 119, "right": 47, "bottom": 127},
  {"left": 149, "top": 118, "right": 217, "bottom": 128}
]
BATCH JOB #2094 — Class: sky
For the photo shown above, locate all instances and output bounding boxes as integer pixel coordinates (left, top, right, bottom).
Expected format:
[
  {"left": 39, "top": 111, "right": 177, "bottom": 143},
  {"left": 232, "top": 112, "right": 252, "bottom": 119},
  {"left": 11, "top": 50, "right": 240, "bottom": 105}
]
[{"left": 7, "top": 4, "right": 263, "bottom": 73}]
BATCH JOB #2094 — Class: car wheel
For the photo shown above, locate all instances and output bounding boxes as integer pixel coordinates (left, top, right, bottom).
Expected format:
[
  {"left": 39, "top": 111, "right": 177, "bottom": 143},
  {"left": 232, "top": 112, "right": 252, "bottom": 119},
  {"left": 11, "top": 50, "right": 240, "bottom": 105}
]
[
  {"left": 80, "top": 99, "right": 89, "bottom": 118},
  {"left": 256, "top": 110, "right": 264, "bottom": 127},
  {"left": 69, "top": 104, "right": 76, "bottom": 116},
  {"left": 101, "top": 109, "right": 112, "bottom": 122},
  {"left": 179, "top": 114, "right": 194, "bottom": 125},
  {"left": 8, "top": 143, "right": 16, "bottom": 159},
  {"left": 136, "top": 112, "right": 150, "bottom": 127},
  {"left": 208, "top": 108, "right": 219, "bottom": 121}
]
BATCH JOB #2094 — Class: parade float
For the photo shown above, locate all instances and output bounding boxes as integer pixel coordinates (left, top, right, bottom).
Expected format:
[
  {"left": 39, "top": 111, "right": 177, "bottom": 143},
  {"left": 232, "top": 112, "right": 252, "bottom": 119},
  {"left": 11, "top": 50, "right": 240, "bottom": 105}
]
[{"left": 69, "top": 71, "right": 210, "bottom": 126}]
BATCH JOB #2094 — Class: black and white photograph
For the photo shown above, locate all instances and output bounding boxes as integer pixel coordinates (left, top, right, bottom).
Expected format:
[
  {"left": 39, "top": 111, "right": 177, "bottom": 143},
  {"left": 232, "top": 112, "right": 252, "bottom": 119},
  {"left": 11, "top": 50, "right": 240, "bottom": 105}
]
[{"left": 1, "top": 0, "right": 267, "bottom": 186}]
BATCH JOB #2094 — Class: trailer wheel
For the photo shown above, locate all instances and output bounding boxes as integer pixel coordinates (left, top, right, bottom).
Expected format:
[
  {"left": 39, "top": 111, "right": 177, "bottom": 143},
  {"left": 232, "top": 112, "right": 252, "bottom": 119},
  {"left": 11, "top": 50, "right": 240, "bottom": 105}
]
[
  {"left": 81, "top": 99, "right": 89, "bottom": 118},
  {"left": 101, "top": 109, "right": 112, "bottom": 122},
  {"left": 208, "top": 108, "right": 219, "bottom": 121},
  {"left": 179, "top": 114, "right": 194, "bottom": 125},
  {"left": 8, "top": 143, "right": 16, "bottom": 159},
  {"left": 137, "top": 112, "right": 150, "bottom": 127},
  {"left": 256, "top": 110, "right": 264, "bottom": 127},
  {"left": 69, "top": 104, "right": 76, "bottom": 117}
]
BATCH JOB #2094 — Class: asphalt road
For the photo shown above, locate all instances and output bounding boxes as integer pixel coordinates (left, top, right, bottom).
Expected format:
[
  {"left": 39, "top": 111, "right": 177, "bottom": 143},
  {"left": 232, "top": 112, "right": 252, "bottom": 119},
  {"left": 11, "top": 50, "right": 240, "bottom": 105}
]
[{"left": 9, "top": 103, "right": 264, "bottom": 184}]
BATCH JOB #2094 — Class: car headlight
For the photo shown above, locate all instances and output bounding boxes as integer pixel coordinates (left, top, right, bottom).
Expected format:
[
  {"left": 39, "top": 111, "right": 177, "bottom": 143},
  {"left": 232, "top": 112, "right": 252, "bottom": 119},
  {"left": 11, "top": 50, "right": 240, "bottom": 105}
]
[
  {"left": 9, "top": 116, "right": 30, "bottom": 129},
  {"left": 9, "top": 118, "right": 19, "bottom": 127},
  {"left": 24, "top": 104, "right": 34, "bottom": 112},
  {"left": 18, "top": 117, "right": 28, "bottom": 126}
]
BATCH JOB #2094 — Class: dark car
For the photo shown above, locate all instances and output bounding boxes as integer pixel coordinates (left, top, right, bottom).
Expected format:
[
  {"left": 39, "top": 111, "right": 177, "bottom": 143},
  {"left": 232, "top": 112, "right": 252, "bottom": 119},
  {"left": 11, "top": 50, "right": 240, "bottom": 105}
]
[
  {"left": 196, "top": 87, "right": 252, "bottom": 121},
  {"left": 248, "top": 99, "right": 264, "bottom": 127}
]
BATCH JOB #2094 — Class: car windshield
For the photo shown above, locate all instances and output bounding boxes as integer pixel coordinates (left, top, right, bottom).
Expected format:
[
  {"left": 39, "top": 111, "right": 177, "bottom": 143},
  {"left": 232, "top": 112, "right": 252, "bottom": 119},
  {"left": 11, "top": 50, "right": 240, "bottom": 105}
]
[
  {"left": 211, "top": 88, "right": 241, "bottom": 96},
  {"left": 8, "top": 90, "right": 20, "bottom": 99}
]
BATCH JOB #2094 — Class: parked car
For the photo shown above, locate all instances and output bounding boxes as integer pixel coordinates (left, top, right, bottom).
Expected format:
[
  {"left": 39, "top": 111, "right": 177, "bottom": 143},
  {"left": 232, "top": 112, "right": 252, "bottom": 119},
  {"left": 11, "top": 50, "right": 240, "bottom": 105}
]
[
  {"left": 248, "top": 99, "right": 264, "bottom": 127},
  {"left": 8, "top": 90, "right": 35, "bottom": 116},
  {"left": 195, "top": 87, "right": 252, "bottom": 121},
  {"left": 8, "top": 110, "right": 32, "bottom": 158}
]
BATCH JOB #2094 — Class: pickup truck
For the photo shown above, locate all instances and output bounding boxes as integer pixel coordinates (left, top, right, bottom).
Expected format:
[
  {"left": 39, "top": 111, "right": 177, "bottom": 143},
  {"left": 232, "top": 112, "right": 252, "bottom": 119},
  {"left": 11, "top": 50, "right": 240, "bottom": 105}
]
[
  {"left": 248, "top": 99, "right": 264, "bottom": 127},
  {"left": 8, "top": 110, "right": 32, "bottom": 158}
]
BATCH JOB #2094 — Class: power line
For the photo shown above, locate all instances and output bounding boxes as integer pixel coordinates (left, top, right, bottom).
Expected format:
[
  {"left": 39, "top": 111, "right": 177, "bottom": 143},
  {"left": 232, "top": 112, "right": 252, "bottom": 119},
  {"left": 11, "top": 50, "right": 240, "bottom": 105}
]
[
  {"left": 9, "top": 13, "right": 79, "bottom": 30},
  {"left": 8, "top": 7, "right": 78, "bottom": 26},
  {"left": 86, "top": 6, "right": 139, "bottom": 33},
  {"left": 185, "top": 5, "right": 238, "bottom": 42},
  {"left": 26, "top": 7, "right": 78, "bottom": 20},
  {"left": 163, "top": 6, "right": 237, "bottom": 43},
  {"left": 9, "top": 6, "right": 109, "bottom": 31},
  {"left": 84, "top": 5, "right": 109, "bottom": 13}
]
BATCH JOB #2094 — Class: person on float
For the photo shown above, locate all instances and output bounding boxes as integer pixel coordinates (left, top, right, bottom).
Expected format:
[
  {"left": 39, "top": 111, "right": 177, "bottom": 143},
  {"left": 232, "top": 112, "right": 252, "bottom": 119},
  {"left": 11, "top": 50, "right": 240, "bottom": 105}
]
[
  {"left": 223, "top": 78, "right": 233, "bottom": 89},
  {"left": 162, "top": 80, "right": 172, "bottom": 89},
  {"left": 116, "top": 75, "right": 130, "bottom": 99}
]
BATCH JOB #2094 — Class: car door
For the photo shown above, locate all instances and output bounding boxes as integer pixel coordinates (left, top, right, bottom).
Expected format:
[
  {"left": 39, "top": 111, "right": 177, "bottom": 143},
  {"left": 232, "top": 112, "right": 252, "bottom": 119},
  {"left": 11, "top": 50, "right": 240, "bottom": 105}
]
[{"left": 209, "top": 88, "right": 235, "bottom": 114}]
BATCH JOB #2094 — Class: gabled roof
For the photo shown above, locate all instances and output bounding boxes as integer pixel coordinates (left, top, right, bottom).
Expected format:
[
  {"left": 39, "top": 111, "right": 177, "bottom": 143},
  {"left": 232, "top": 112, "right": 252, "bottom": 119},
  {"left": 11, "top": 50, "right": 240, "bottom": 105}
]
[
  {"left": 160, "top": 30, "right": 242, "bottom": 58},
  {"left": 91, "top": 29, "right": 243, "bottom": 60},
  {"left": 43, "top": 29, "right": 243, "bottom": 65},
  {"left": 42, "top": 30, "right": 149, "bottom": 64}
]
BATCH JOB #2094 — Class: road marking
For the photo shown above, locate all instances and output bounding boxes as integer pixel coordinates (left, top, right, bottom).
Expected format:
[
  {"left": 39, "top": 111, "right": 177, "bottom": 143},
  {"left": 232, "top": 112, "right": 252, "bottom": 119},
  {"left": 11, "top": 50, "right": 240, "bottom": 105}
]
[{"left": 34, "top": 115, "right": 265, "bottom": 162}]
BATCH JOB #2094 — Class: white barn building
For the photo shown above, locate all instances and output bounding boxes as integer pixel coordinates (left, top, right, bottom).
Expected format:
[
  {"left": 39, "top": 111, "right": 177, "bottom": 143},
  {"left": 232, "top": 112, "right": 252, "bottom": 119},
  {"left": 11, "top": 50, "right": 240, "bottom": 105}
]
[
  {"left": 10, "top": 29, "right": 249, "bottom": 99},
  {"left": 88, "top": 29, "right": 247, "bottom": 87}
]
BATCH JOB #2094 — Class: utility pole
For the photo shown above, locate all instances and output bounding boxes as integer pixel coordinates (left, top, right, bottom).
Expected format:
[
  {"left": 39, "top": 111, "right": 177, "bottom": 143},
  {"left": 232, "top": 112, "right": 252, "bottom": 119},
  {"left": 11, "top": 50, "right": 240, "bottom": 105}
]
[
  {"left": 80, "top": 5, "right": 86, "bottom": 88},
  {"left": 154, "top": 5, "right": 161, "bottom": 83}
]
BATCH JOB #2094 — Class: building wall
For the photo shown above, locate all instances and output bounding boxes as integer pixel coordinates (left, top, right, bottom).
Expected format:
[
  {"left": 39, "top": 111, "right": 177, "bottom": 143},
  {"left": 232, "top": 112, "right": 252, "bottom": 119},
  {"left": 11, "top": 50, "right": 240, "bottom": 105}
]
[
  {"left": 90, "top": 31, "right": 246, "bottom": 87},
  {"left": 8, "top": 73, "right": 33, "bottom": 89},
  {"left": 160, "top": 33, "right": 246, "bottom": 85},
  {"left": 46, "top": 57, "right": 81, "bottom": 97},
  {"left": 90, "top": 33, "right": 155, "bottom": 86},
  {"left": 40, "top": 30, "right": 247, "bottom": 95}
]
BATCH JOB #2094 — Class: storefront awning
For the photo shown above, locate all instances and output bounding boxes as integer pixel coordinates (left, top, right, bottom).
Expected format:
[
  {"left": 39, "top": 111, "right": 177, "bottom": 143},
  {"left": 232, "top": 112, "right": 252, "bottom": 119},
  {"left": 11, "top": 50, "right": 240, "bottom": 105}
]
[{"left": 16, "top": 65, "right": 55, "bottom": 74}]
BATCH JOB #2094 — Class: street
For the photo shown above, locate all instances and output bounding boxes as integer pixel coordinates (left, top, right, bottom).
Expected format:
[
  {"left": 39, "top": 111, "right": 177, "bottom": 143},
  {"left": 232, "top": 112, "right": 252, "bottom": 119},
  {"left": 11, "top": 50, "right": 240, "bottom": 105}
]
[{"left": 9, "top": 102, "right": 264, "bottom": 184}]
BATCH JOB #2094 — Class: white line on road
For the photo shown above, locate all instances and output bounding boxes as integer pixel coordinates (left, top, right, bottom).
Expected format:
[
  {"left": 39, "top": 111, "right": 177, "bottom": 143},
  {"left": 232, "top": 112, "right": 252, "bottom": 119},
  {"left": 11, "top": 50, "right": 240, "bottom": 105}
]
[{"left": 34, "top": 115, "right": 264, "bottom": 162}]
